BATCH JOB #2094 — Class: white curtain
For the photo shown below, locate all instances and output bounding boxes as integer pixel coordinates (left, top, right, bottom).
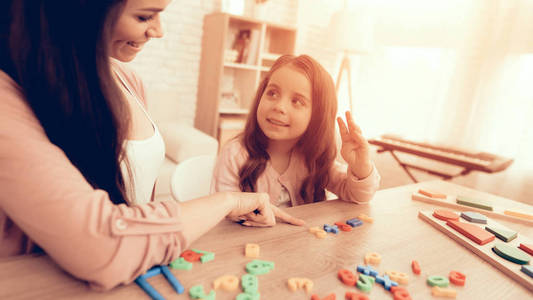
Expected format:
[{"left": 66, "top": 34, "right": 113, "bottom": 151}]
[{"left": 339, "top": 0, "right": 533, "bottom": 194}]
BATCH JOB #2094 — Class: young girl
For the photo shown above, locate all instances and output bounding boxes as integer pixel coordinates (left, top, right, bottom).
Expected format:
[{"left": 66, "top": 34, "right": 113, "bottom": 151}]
[{"left": 212, "top": 55, "right": 380, "bottom": 217}]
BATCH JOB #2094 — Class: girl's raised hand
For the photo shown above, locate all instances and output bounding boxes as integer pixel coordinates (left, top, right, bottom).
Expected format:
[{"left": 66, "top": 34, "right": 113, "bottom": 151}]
[{"left": 337, "top": 111, "right": 373, "bottom": 179}]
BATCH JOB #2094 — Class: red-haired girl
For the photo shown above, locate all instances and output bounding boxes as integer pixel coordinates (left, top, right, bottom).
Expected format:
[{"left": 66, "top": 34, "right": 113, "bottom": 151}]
[{"left": 212, "top": 55, "right": 380, "bottom": 224}]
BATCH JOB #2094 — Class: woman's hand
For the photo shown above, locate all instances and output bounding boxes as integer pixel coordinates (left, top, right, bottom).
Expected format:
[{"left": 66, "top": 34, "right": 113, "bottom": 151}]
[
  {"left": 226, "top": 192, "right": 305, "bottom": 227},
  {"left": 337, "top": 111, "right": 373, "bottom": 179}
]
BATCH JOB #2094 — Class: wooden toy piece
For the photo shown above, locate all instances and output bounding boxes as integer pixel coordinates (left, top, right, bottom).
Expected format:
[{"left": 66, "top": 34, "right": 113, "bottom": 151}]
[
  {"left": 356, "top": 265, "right": 379, "bottom": 277},
  {"left": 364, "top": 252, "right": 381, "bottom": 266},
  {"left": 456, "top": 195, "right": 493, "bottom": 211},
  {"left": 431, "top": 286, "right": 457, "bottom": 298},
  {"left": 334, "top": 221, "right": 353, "bottom": 232},
  {"left": 135, "top": 276, "right": 164, "bottom": 300},
  {"left": 309, "top": 226, "right": 321, "bottom": 233},
  {"left": 180, "top": 249, "right": 203, "bottom": 262},
  {"left": 376, "top": 274, "right": 398, "bottom": 291},
  {"left": 287, "top": 277, "right": 313, "bottom": 293},
  {"left": 427, "top": 275, "right": 449, "bottom": 287},
  {"left": 419, "top": 188, "right": 446, "bottom": 199},
  {"left": 412, "top": 192, "right": 533, "bottom": 226},
  {"left": 504, "top": 209, "right": 533, "bottom": 221},
  {"left": 213, "top": 274, "right": 239, "bottom": 291},
  {"left": 311, "top": 293, "right": 336, "bottom": 300},
  {"left": 324, "top": 224, "right": 339, "bottom": 234},
  {"left": 192, "top": 249, "right": 215, "bottom": 263},
  {"left": 246, "top": 259, "right": 274, "bottom": 275},
  {"left": 385, "top": 270, "right": 409, "bottom": 285},
  {"left": 518, "top": 243, "right": 533, "bottom": 256},
  {"left": 446, "top": 220, "right": 495, "bottom": 245},
  {"left": 448, "top": 271, "right": 466, "bottom": 286},
  {"left": 521, "top": 265, "right": 533, "bottom": 278},
  {"left": 160, "top": 265, "right": 185, "bottom": 294},
  {"left": 245, "top": 243, "right": 260, "bottom": 258},
  {"left": 390, "top": 286, "right": 412, "bottom": 300},
  {"left": 338, "top": 269, "right": 358, "bottom": 286},
  {"left": 433, "top": 209, "right": 460, "bottom": 221},
  {"left": 356, "top": 274, "right": 375, "bottom": 293},
  {"left": 358, "top": 214, "right": 374, "bottom": 223},
  {"left": 460, "top": 211, "right": 487, "bottom": 224},
  {"left": 492, "top": 243, "right": 530, "bottom": 265},
  {"left": 241, "top": 274, "right": 259, "bottom": 294},
  {"left": 419, "top": 210, "right": 533, "bottom": 292},
  {"left": 411, "top": 260, "right": 421, "bottom": 275},
  {"left": 346, "top": 291, "right": 370, "bottom": 300},
  {"left": 485, "top": 225, "right": 517, "bottom": 242},
  {"left": 169, "top": 257, "right": 192, "bottom": 270},
  {"left": 346, "top": 218, "right": 363, "bottom": 227}
]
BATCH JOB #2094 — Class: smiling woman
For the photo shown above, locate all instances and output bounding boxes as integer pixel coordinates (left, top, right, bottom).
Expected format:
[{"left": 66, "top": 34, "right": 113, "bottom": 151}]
[
  {"left": 111, "top": 0, "right": 169, "bottom": 62},
  {"left": 0, "top": 0, "right": 303, "bottom": 291}
]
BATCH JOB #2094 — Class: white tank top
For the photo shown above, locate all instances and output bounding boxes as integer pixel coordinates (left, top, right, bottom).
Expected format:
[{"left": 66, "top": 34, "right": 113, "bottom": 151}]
[{"left": 114, "top": 70, "right": 165, "bottom": 205}]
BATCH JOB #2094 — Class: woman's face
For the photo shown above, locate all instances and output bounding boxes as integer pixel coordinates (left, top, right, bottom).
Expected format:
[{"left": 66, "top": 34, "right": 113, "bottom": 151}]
[{"left": 111, "top": 0, "right": 171, "bottom": 62}]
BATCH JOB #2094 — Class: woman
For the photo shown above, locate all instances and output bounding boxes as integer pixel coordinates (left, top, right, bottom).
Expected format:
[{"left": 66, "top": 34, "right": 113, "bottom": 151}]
[{"left": 0, "top": 0, "right": 303, "bottom": 290}]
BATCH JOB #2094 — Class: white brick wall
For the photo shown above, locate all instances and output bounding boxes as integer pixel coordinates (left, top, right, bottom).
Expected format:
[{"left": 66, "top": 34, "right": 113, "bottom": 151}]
[{"left": 127, "top": 0, "right": 340, "bottom": 126}]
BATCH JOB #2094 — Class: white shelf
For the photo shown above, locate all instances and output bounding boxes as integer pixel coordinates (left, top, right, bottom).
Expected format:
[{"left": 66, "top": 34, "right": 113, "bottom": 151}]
[
  {"left": 223, "top": 62, "right": 258, "bottom": 71},
  {"left": 219, "top": 107, "right": 249, "bottom": 115}
]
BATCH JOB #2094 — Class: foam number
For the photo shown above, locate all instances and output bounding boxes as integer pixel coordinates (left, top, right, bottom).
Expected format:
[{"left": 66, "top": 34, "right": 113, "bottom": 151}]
[
  {"left": 180, "top": 250, "right": 203, "bottom": 262},
  {"left": 189, "top": 285, "right": 215, "bottom": 300},
  {"left": 431, "top": 286, "right": 457, "bottom": 298},
  {"left": 356, "top": 274, "right": 375, "bottom": 292},
  {"left": 390, "top": 286, "right": 412, "bottom": 300},
  {"left": 385, "top": 270, "right": 409, "bottom": 285},
  {"left": 345, "top": 291, "right": 370, "bottom": 300},
  {"left": 245, "top": 243, "right": 260, "bottom": 258},
  {"left": 241, "top": 274, "right": 259, "bottom": 294},
  {"left": 213, "top": 275, "right": 239, "bottom": 291},
  {"left": 245, "top": 259, "right": 274, "bottom": 275},
  {"left": 364, "top": 252, "right": 381, "bottom": 265},
  {"left": 427, "top": 275, "right": 449, "bottom": 287},
  {"left": 311, "top": 293, "right": 337, "bottom": 300},
  {"left": 448, "top": 271, "right": 466, "bottom": 286},
  {"left": 287, "top": 277, "right": 313, "bottom": 293},
  {"left": 338, "top": 269, "right": 357, "bottom": 286}
]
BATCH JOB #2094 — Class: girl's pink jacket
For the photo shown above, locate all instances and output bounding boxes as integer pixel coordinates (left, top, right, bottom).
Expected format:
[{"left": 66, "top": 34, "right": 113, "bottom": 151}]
[{"left": 211, "top": 139, "right": 381, "bottom": 207}]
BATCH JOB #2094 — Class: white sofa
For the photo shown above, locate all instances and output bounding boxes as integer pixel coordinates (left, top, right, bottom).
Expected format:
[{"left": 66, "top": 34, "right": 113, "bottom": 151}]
[{"left": 154, "top": 121, "right": 219, "bottom": 202}]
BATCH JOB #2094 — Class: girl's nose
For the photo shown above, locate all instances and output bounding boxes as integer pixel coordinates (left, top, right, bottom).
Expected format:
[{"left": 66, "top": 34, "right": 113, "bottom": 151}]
[{"left": 273, "top": 98, "right": 288, "bottom": 114}]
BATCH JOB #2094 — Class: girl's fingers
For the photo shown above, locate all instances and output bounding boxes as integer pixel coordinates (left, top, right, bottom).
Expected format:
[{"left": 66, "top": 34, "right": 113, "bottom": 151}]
[
  {"left": 345, "top": 111, "right": 363, "bottom": 134},
  {"left": 337, "top": 117, "right": 349, "bottom": 141}
]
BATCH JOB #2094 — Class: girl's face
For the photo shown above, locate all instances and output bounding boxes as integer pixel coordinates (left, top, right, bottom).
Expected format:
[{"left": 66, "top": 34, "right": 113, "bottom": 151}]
[
  {"left": 257, "top": 65, "right": 313, "bottom": 145},
  {"left": 111, "top": 0, "right": 171, "bottom": 62}
]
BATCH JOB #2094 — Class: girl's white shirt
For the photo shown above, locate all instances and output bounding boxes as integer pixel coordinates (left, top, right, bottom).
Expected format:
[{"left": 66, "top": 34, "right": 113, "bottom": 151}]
[{"left": 114, "top": 69, "right": 165, "bottom": 205}]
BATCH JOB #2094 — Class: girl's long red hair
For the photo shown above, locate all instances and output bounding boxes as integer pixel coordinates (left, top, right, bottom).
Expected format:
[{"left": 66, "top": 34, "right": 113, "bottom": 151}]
[{"left": 239, "top": 54, "right": 338, "bottom": 203}]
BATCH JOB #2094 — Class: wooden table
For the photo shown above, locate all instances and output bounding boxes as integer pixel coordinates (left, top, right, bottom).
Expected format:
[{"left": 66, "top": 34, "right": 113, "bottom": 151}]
[{"left": 1, "top": 180, "right": 532, "bottom": 299}]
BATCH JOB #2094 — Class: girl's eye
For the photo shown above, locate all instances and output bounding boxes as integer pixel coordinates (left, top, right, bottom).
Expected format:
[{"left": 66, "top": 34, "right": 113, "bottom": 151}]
[
  {"left": 292, "top": 98, "right": 305, "bottom": 106},
  {"left": 138, "top": 15, "right": 154, "bottom": 22},
  {"left": 266, "top": 89, "right": 279, "bottom": 98}
]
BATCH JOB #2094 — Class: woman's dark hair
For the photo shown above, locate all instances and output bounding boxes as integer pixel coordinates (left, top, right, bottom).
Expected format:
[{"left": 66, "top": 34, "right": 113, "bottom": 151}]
[
  {"left": 0, "top": 0, "right": 130, "bottom": 204},
  {"left": 239, "top": 55, "right": 338, "bottom": 203}
]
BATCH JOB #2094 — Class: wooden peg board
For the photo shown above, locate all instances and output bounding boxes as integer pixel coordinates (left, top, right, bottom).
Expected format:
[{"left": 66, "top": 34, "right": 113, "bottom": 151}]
[
  {"left": 412, "top": 192, "right": 533, "bottom": 226},
  {"left": 418, "top": 210, "right": 533, "bottom": 292}
]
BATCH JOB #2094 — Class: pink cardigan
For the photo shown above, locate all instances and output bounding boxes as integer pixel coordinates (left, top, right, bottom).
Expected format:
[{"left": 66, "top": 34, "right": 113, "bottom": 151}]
[
  {"left": 211, "top": 138, "right": 381, "bottom": 206},
  {"left": 0, "top": 63, "right": 186, "bottom": 290}
]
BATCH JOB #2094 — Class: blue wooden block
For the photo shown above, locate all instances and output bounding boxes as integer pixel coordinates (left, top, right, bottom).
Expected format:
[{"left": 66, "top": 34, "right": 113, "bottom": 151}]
[
  {"left": 460, "top": 211, "right": 487, "bottom": 224},
  {"left": 139, "top": 266, "right": 162, "bottom": 279},
  {"left": 135, "top": 276, "right": 165, "bottom": 300},
  {"left": 160, "top": 265, "right": 184, "bottom": 294},
  {"left": 356, "top": 265, "right": 379, "bottom": 277},
  {"left": 375, "top": 274, "right": 398, "bottom": 291},
  {"left": 346, "top": 218, "right": 363, "bottom": 227},
  {"left": 323, "top": 224, "right": 339, "bottom": 234},
  {"left": 521, "top": 265, "right": 533, "bottom": 278}
]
